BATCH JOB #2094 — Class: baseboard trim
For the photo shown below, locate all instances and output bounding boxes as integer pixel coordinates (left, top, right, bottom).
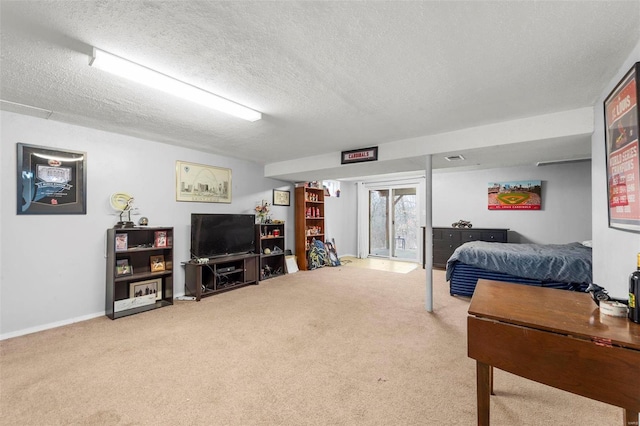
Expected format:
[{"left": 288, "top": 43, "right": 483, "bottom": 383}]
[{"left": 1, "top": 311, "right": 104, "bottom": 341}]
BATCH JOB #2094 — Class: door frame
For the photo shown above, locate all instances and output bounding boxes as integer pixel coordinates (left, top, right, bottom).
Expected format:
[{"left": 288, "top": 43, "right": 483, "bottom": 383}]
[{"left": 357, "top": 177, "right": 424, "bottom": 262}]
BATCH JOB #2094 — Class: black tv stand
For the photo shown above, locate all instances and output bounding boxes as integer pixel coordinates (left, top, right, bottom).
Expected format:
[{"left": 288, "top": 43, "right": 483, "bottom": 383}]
[{"left": 184, "top": 252, "right": 259, "bottom": 301}]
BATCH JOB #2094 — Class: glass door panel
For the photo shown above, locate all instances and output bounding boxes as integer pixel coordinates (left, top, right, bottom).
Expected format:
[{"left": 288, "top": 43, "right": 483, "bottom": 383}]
[
  {"left": 369, "top": 189, "right": 389, "bottom": 256},
  {"left": 392, "top": 188, "right": 417, "bottom": 261}
]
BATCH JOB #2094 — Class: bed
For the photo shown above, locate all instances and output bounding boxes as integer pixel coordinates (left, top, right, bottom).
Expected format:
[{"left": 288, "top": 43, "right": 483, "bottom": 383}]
[{"left": 445, "top": 241, "right": 592, "bottom": 297}]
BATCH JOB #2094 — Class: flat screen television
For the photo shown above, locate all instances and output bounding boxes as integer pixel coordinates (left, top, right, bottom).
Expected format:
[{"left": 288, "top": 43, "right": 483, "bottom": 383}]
[{"left": 191, "top": 213, "right": 256, "bottom": 258}]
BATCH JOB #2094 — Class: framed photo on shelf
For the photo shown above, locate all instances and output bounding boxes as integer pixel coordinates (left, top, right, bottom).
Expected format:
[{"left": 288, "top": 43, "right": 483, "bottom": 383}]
[
  {"left": 129, "top": 278, "right": 162, "bottom": 301},
  {"left": 154, "top": 231, "right": 168, "bottom": 247},
  {"left": 273, "top": 189, "right": 290, "bottom": 206},
  {"left": 604, "top": 61, "right": 640, "bottom": 233},
  {"left": 150, "top": 255, "right": 165, "bottom": 272},
  {"left": 16, "top": 143, "right": 87, "bottom": 215},
  {"left": 115, "top": 258, "right": 133, "bottom": 277},
  {"left": 115, "top": 233, "right": 128, "bottom": 251},
  {"left": 175, "top": 160, "right": 232, "bottom": 203}
]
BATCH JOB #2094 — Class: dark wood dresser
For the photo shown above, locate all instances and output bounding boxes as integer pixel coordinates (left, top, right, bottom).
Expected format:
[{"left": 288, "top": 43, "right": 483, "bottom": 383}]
[{"left": 432, "top": 227, "right": 508, "bottom": 268}]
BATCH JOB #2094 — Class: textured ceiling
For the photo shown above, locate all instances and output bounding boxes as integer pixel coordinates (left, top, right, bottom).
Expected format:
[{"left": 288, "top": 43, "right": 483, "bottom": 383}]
[{"left": 1, "top": 1, "right": 639, "bottom": 181}]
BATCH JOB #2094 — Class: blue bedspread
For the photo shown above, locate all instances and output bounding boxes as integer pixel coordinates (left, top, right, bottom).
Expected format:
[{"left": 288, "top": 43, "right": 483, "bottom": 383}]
[{"left": 445, "top": 241, "right": 592, "bottom": 284}]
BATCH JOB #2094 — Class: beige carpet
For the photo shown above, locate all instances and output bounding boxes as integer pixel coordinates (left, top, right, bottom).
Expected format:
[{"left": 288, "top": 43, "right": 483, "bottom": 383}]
[{"left": 0, "top": 266, "right": 623, "bottom": 425}]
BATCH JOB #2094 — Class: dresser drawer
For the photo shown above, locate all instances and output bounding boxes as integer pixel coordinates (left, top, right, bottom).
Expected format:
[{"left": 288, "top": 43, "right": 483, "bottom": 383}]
[
  {"left": 460, "top": 230, "right": 483, "bottom": 242},
  {"left": 481, "top": 230, "right": 507, "bottom": 242},
  {"left": 439, "top": 230, "right": 461, "bottom": 242},
  {"left": 434, "top": 239, "right": 459, "bottom": 251}
]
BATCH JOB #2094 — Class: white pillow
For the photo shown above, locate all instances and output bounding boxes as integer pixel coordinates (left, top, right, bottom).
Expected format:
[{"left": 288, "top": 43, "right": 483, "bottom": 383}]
[{"left": 581, "top": 240, "right": 593, "bottom": 247}]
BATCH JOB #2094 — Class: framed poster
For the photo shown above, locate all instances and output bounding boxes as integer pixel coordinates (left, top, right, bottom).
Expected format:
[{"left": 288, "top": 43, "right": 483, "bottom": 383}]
[
  {"left": 16, "top": 143, "right": 87, "bottom": 214},
  {"left": 273, "top": 189, "right": 290, "bottom": 206},
  {"left": 488, "top": 181, "right": 542, "bottom": 210},
  {"left": 604, "top": 62, "right": 640, "bottom": 233},
  {"left": 176, "top": 161, "right": 231, "bottom": 203}
]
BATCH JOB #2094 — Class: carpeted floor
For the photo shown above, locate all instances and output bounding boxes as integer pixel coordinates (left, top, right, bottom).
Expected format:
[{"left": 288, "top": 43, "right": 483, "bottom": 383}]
[{"left": 0, "top": 266, "right": 623, "bottom": 425}]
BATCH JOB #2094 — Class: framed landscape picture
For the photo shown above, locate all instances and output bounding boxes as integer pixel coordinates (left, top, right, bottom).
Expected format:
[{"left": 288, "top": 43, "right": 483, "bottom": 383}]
[
  {"left": 176, "top": 161, "right": 231, "bottom": 203},
  {"left": 604, "top": 62, "right": 640, "bottom": 233},
  {"left": 488, "top": 181, "right": 542, "bottom": 210}
]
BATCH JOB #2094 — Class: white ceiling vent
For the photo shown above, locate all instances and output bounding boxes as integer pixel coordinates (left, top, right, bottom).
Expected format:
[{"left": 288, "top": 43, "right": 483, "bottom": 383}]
[{"left": 445, "top": 155, "right": 466, "bottom": 162}]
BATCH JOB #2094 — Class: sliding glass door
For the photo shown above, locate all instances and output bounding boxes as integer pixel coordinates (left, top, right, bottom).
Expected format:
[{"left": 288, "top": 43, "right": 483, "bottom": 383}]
[{"left": 369, "top": 186, "right": 418, "bottom": 261}]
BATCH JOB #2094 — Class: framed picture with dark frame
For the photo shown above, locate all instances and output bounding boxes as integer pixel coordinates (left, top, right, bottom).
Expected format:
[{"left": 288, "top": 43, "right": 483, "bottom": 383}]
[
  {"left": 115, "top": 258, "right": 133, "bottom": 277},
  {"left": 273, "top": 189, "right": 290, "bottom": 206},
  {"left": 604, "top": 61, "right": 640, "bottom": 233},
  {"left": 16, "top": 143, "right": 87, "bottom": 215}
]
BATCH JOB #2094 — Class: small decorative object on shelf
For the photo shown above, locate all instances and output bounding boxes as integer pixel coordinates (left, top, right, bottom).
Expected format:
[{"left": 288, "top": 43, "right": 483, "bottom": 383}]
[
  {"left": 110, "top": 192, "right": 136, "bottom": 228},
  {"left": 138, "top": 216, "right": 149, "bottom": 226},
  {"left": 451, "top": 220, "right": 472, "bottom": 228},
  {"left": 115, "top": 233, "right": 128, "bottom": 251},
  {"left": 255, "top": 200, "right": 271, "bottom": 224},
  {"left": 629, "top": 253, "right": 640, "bottom": 323},
  {"left": 154, "top": 230, "right": 168, "bottom": 247},
  {"left": 150, "top": 255, "right": 165, "bottom": 272},
  {"left": 115, "top": 258, "right": 132, "bottom": 276}
]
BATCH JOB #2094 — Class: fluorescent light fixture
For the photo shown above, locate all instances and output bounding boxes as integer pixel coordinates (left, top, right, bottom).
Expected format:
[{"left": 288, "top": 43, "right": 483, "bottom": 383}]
[
  {"left": 536, "top": 158, "right": 590, "bottom": 167},
  {"left": 89, "top": 48, "right": 261, "bottom": 122}
]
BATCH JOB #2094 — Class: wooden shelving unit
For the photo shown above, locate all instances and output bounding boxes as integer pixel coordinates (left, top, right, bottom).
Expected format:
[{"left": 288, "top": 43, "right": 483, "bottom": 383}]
[
  {"left": 295, "top": 185, "right": 325, "bottom": 270},
  {"left": 106, "top": 226, "right": 174, "bottom": 319}
]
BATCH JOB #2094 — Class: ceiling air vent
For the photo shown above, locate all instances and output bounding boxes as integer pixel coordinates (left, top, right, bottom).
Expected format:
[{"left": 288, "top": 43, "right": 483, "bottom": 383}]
[{"left": 445, "top": 155, "right": 465, "bottom": 161}]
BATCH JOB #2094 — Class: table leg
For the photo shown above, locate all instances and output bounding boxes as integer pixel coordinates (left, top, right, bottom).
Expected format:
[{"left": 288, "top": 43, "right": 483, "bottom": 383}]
[
  {"left": 489, "top": 365, "right": 494, "bottom": 396},
  {"left": 477, "top": 361, "right": 490, "bottom": 426},
  {"left": 623, "top": 408, "right": 639, "bottom": 426}
]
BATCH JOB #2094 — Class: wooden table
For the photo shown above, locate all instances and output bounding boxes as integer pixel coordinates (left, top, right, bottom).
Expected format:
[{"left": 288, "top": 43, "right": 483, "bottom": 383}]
[{"left": 468, "top": 280, "right": 640, "bottom": 426}]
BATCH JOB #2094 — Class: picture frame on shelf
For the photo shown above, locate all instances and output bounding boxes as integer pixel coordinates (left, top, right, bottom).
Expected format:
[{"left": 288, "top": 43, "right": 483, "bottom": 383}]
[
  {"left": 154, "top": 230, "right": 168, "bottom": 247},
  {"left": 16, "top": 143, "right": 87, "bottom": 215},
  {"left": 150, "top": 255, "right": 165, "bottom": 272},
  {"left": 176, "top": 160, "right": 232, "bottom": 203},
  {"left": 115, "top": 233, "right": 128, "bottom": 251},
  {"left": 604, "top": 61, "right": 640, "bottom": 233},
  {"left": 129, "top": 278, "right": 162, "bottom": 301},
  {"left": 273, "top": 189, "right": 290, "bottom": 206},
  {"left": 115, "top": 258, "right": 133, "bottom": 277}
]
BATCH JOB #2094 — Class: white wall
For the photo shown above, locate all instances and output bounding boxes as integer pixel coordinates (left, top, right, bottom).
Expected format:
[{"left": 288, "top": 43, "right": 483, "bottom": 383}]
[
  {"left": 592, "top": 41, "right": 640, "bottom": 299},
  {"left": 1, "top": 111, "right": 294, "bottom": 338},
  {"left": 324, "top": 182, "right": 357, "bottom": 258},
  {"left": 432, "top": 162, "right": 592, "bottom": 244}
]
